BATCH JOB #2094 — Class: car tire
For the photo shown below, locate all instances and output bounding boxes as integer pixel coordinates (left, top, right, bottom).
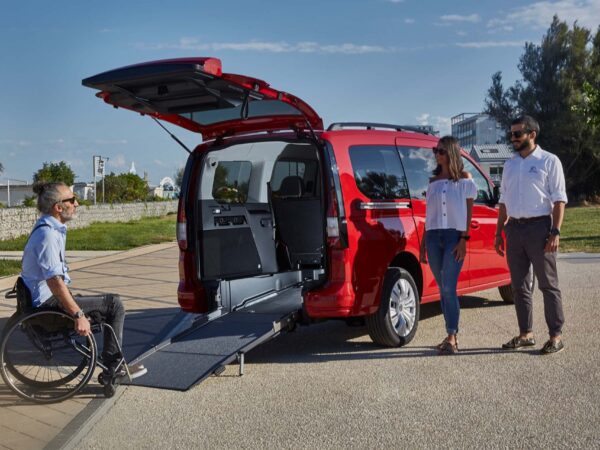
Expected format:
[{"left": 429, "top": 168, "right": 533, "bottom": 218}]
[
  {"left": 498, "top": 284, "right": 514, "bottom": 303},
  {"left": 366, "top": 268, "right": 420, "bottom": 347},
  {"left": 499, "top": 272, "right": 535, "bottom": 304}
]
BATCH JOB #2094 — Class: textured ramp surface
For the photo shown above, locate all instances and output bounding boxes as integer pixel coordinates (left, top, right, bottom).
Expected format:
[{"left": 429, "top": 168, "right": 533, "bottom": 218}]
[{"left": 127, "top": 288, "right": 302, "bottom": 391}]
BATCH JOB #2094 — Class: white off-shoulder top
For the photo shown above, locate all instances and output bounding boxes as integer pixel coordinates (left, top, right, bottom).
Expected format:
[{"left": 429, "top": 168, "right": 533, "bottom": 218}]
[{"left": 425, "top": 178, "right": 477, "bottom": 232}]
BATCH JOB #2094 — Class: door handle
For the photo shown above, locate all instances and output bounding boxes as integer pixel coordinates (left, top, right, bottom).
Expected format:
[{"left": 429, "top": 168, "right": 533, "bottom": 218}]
[{"left": 471, "top": 220, "right": 480, "bottom": 229}]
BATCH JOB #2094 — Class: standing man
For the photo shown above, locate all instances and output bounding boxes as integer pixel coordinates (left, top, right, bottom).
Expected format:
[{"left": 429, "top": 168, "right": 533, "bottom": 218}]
[
  {"left": 495, "top": 115, "right": 568, "bottom": 355},
  {"left": 21, "top": 182, "right": 146, "bottom": 377}
]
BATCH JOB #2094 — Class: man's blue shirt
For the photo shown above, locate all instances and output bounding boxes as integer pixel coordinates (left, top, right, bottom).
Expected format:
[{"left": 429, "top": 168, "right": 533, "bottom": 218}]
[{"left": 21, "top": 215, "right": 71, "bottom": 307}]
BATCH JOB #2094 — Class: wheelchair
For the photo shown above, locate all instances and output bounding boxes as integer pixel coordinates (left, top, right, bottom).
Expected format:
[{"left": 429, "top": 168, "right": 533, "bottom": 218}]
[{"left": 1, "top": 278, "right": 132, "bottom": 403}]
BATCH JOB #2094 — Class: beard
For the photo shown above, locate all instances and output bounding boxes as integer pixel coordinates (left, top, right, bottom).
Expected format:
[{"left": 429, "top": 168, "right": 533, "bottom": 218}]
[
  {"left": 60, "top": 209, "right": 76, "bottom": 222},
  {"left": 511, "top": 139, "right": 532, "bottom": 152}
]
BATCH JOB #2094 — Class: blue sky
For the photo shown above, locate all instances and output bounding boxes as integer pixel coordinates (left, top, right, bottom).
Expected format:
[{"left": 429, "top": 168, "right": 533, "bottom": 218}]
[{"left": 1, "top": 0, "right": 599, "bottom": 185}]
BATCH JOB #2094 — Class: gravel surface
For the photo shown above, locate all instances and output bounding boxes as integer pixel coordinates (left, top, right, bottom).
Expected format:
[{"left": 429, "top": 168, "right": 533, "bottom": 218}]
[{"left": 79, "top": 257, "right": 600, "bottom": 449}]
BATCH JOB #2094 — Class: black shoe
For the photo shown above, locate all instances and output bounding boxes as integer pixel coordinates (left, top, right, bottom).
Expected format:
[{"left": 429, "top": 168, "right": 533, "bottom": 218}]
[
  {"left": 540, "top": 339, "right": 564, "bottom": 355},
  {"left": 502, "top": 336, "right": 536, "bottom": 350}
]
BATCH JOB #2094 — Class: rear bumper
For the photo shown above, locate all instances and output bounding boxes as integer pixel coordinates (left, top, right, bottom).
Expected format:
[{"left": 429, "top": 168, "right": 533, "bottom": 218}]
[{"left": 304, "top": 281, "right": 357, "bottom": 318}]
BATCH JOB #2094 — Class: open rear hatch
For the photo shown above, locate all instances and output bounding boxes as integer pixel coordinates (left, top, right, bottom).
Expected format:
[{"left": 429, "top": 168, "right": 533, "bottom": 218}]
[{"left": 82, "top": 57, "right": 323, "bottom": 140}]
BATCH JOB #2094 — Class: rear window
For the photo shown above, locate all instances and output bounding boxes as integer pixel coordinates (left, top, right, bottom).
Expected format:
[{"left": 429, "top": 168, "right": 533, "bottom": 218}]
[
  {"left": 349, "top": 146, "right": 409, "bottom": 200},
  {"left": 181, "top": 99, "right": 301, "bottom": 126},
  {"left": 211, "top": 161, "right": 251, "bottom": 204}
]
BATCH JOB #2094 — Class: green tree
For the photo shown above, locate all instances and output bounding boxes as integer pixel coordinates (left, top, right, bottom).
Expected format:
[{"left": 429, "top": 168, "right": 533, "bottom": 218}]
[
  {"left": 174, "top": 167, "right": 184, "bottom": 187},
  {"left": 33, "top": 161, "right": 76, "bottom": 186},
  {"left": 101, "top": 172, "right": 148, "bottom": 203},
  {"left": 484, "top": 16, "right": 600, "bottom": 199}
]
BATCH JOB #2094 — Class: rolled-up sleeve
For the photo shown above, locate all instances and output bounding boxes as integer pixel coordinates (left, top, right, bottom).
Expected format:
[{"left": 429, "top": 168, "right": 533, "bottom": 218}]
[
  {"left": 548, "top": 155, "right": 568, "bottom": 204},
  {"left": 37, "top": 231, "right": 64, "bottom": 280}
]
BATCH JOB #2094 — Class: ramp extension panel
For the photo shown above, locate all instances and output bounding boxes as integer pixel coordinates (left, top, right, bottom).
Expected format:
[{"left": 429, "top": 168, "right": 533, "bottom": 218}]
[{"left": 125, "top": 287, "right": 302, "bottom": 391}]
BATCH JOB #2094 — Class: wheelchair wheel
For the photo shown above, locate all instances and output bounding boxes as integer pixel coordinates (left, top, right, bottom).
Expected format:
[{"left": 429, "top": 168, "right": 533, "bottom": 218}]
[{"left": 0, "top": 310, "right": 97, "bottom": 403}]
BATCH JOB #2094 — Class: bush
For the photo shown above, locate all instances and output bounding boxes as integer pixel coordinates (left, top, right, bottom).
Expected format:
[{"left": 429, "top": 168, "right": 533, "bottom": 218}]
[{"left": 22, "top": 195, "right": 36, "bottom": 207}]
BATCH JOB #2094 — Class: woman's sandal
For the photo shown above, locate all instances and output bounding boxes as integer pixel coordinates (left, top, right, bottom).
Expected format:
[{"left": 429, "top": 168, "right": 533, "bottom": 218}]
[
  {"left": 436, "top": 337, "right": 459, "bottom": 351},
  {"left": 438, "top": 339, "right": 459, "bottom": 355}
]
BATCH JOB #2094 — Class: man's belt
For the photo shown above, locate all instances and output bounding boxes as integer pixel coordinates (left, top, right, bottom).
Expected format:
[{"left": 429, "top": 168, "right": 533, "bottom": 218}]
[{"left": 508, "top": 215, "right": 550, "bottom": 225}]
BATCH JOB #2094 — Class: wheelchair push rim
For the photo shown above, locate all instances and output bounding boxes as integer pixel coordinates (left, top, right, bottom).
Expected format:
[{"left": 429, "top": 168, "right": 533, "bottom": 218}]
[{"left": 1, "top": 310, "right": 97, "bottom": 404}]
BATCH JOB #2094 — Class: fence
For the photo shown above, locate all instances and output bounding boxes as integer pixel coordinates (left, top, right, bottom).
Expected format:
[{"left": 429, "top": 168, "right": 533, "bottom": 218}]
[{"left": 0, "top": 201, "right": 178, "bottom": 241}]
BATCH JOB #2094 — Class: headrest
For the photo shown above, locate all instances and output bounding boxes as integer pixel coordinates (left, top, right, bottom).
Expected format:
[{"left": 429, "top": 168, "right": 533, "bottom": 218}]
[{"left": 277, "top": 176, "right": 303, "bottom": 198}]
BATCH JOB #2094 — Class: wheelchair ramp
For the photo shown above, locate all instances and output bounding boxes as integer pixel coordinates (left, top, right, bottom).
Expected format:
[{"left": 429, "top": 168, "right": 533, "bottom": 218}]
[{"left": 125, "top": 287, "right": 302, "bottom": 391}]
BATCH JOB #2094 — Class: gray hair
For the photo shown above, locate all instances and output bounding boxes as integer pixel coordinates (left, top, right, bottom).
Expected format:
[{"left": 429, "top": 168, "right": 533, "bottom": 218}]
[{"left": 33, "top": 182, "right": 67, "bottom": 214}]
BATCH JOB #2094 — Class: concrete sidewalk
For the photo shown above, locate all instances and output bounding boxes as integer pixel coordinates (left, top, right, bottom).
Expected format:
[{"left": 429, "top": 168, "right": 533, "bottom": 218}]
[{"left": 0, "top": 242, "right": 181, "bottom": 450}]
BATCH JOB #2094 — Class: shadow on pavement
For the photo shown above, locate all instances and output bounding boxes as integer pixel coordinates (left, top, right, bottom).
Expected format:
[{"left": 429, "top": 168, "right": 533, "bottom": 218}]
[{"left": 0, "top": 307, "right": 183, "bottom": 403}]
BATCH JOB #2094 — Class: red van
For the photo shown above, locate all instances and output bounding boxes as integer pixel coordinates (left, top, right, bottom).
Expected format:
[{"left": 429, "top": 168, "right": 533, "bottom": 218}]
[{"left": 83, "top": 57, "right": 512, "bottom": 348}]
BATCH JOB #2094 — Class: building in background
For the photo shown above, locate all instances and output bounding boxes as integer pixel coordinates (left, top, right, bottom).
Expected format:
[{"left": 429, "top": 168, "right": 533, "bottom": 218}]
[
  {"left": 149, "top": 176, "right": 179, "bottom": 199},
  {"left": 0, "top": 181, "right": 34, "bottom": 207},
  {"left": 468, "top": 144, "right": 513, "bottom": 186},
  {"left": 451, "top": 113, "right": 505, "bottom": 148},
  {"left": 72, "top": 182, "right": 96, "bottom": 202}
]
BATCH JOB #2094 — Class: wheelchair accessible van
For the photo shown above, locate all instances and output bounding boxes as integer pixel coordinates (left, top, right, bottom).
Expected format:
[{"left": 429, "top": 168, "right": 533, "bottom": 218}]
[{"left": 1, "top": 278, "right": 134, "bottom": 403}]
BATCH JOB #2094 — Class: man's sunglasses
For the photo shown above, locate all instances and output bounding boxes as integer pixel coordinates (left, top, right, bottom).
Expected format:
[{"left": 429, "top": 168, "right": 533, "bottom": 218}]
[
  {"left": 432, "top": 147, "right": 447, "bottom": 155},
  {"left": 57, "top": 196, "right": 77, "bottom": 205},
  {"left": 507, "top": 129, "right": 531, "bottom": 139}
]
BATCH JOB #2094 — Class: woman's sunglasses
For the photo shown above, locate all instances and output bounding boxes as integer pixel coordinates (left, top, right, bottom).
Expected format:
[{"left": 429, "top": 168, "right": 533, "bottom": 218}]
[{"left": 432, "top": 147, "right": 447, "bottom": 155}]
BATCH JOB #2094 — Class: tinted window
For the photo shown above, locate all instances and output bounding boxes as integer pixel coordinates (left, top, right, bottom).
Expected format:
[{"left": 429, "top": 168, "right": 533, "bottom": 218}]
[
  {"left": 212, "top": 161, "right": 251, "bottom": 204},
  {"left": 396, "top": 146, "right": 437, "bottom": 199},
  {"left": 462, "top": 157, "right": 493, "bottom": 204},
  {"left": 349, "top": 146, "right": 409, "bottom": 200},
  {"left": 181, "top": 99, "right": 300, "bottom": 126}
]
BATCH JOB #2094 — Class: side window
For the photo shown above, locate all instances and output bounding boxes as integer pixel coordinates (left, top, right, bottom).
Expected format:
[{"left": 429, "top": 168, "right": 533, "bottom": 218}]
[
  {"left": 396, "top": 146, "right": 437, "bottom": 199},
  {"left": 271, "top": 160, "right": 318, "bottom": 197},
  {"left": 212, "top": 161, "right": 251, "bottom": 204},
  {"left": 461, "top": 157, "right": 493, "bottom": 204},
  {"left": 349, "top": 146, "right": 409, "bottom": 200}
]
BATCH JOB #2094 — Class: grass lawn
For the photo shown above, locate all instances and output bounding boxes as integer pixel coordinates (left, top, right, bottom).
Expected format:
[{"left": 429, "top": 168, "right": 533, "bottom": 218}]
[
  {"left": 560, "top": 205, "right": 600, "bottom": 252},
  {"left": 0, "top": 214, "right": 176, "bottom": 251},
  {"left": 0, "top": 259, "right": 22, "bottom": 277}
]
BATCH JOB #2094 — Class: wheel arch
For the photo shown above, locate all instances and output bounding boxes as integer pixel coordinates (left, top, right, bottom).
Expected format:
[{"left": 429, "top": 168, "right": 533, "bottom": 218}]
[{"left": 389, "top": 252, "right": 423, "bottom": 299}]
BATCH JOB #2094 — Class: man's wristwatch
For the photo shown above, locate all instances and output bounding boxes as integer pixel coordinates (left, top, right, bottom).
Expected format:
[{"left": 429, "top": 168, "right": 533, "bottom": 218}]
[
  {"left": 550, "top": 228, "right": 561, "bottom": 236},
  {"left": 73, "top": 310, "right": 85, "bottom": 319}
]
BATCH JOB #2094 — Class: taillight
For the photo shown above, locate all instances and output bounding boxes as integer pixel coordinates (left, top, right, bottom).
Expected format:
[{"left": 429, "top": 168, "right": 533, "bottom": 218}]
[{"left": 176, "top": 197, "right": 187, "bottom": 250}]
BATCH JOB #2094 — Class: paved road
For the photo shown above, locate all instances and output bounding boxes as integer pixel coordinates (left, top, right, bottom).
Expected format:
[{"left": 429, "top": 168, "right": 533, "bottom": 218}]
[{"left": 77, "top": 255, "right": 600, "bottom": 449}]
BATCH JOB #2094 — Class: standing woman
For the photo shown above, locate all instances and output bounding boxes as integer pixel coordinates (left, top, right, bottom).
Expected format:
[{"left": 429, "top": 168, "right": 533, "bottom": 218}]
[{"left": 419, "top": 136, "right": 477, "bottom": 355}]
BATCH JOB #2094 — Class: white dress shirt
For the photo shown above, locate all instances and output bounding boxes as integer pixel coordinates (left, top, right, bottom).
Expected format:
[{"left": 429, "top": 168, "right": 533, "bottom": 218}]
[
  {"left": 499, "top": 146, "right": 568, "bottom": 218},
  {"left": 425, "top": 178, "right": 477, "bottom": 232}
]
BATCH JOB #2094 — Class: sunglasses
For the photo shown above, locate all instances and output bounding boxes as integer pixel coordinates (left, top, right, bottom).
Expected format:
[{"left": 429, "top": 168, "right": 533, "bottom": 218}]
[
  {"left": 507, "top": 129, "right": 531, "bottom": 139},
  {"left": 57, "top": 196, "right": 77, "bottom": 205},
  {"left": 432, "top": 147, "right": 447, "bottom": 155}
]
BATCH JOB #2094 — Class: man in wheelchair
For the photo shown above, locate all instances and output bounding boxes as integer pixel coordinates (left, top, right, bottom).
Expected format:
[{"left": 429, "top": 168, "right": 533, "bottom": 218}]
[{"left": 20, "top": 181, "right": 147, "bottom": 380}]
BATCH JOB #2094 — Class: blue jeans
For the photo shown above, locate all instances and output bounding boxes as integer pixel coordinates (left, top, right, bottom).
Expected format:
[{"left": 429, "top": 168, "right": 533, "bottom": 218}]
[{"left": 426, "top": 229, "right": 464, "bottom": 335}]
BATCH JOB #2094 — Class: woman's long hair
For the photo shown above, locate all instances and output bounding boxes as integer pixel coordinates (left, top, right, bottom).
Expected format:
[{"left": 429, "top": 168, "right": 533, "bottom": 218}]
[{"left": 433, "top": 136, "right": 464, "bottom": 181}]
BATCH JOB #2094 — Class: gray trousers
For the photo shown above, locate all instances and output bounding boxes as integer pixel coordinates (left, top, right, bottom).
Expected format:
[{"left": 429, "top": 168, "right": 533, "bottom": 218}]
[
  {"left": 45, "top": 294, "right": 125, "bottom": 366},
  {"left": 505, "top": 216, "right": 564, "bottom": 337}
]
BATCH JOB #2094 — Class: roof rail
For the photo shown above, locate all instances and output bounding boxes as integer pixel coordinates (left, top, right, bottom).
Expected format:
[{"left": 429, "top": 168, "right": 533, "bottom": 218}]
[{"left": 326, "top": 122, "right": 434, "bottom": 135}]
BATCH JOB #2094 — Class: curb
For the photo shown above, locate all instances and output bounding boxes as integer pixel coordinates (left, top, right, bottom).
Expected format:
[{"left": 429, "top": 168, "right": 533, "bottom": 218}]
[
  {"left": 0, "top": 242, "right": 177, "bottom": 291},
  {"left": 45, "top": 387, "right": 127, "bottom": 450}
]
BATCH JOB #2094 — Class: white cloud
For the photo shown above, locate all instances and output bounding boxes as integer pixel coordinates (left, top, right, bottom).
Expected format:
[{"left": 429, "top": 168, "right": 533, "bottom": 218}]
[
  {"left": 416, "top": 114, "right": 451, "bottom": 135},
  {"left": 440, "top": 14, "right": 481, "bottom": 23},
  {"left": 153, "top": 159, "right": 167, "bottom": 167},
  {"left": 456, "top": 40, "right": 525, "bottom": 48},
  {"left": 404, "top": 18, "right": 416, "bottom": 24},
  {"left": 137, "top": 38, "right": 392, "bottom": 54},
  {"left": 488, "top": 0, "right": 600, "bottom": 31},
  {"left": 456, "top": 30, "right": 468, "bottom": 37},
  {"left": 387, "top": 0, "right": 405, "bottom": 3}
]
